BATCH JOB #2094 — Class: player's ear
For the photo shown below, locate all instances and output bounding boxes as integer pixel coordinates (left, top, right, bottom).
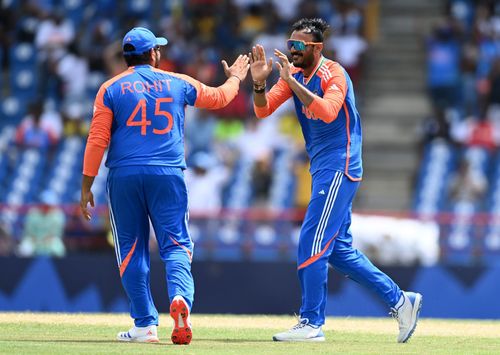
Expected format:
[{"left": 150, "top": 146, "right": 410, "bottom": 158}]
[{"left": 314, "top": 43, "right": 323, "bottom": 55}]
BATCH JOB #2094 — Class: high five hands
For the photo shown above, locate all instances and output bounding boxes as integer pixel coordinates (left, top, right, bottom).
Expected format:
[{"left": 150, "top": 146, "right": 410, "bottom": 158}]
[
  {"left": 273, "top": 49, "right": 293, "bottom": 83},
  {"left": 222, "top": 54, "right": 250, "bottom": 82},
  {"left": 249, "top": 45, "right": 293, "bottom": 84},
  {"left": 249, "top": 45, "right": 273, "bottom": 84}
]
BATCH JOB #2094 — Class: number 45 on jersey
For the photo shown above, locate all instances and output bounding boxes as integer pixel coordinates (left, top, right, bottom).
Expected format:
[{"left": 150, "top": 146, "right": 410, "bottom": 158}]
[{"left": 126, "top": 98, "right": 173, "bottom": 135}]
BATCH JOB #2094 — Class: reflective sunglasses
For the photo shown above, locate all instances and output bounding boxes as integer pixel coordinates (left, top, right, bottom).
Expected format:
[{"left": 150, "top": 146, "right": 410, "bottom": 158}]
[{"left": 286, "top": 39, "right": 322, "bottom": 51}]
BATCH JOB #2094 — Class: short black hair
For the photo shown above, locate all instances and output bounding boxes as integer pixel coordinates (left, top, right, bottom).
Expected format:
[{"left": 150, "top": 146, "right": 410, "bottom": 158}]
[
  {"left": 123, "top": 43, "right": 152, "bottom": 66},
  {"left": 291, "top": 18, "right": 330, "bottom": 42}
]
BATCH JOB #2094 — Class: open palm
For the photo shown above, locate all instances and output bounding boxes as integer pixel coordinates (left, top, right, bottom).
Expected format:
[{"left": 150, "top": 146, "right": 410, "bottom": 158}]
[{"left": 249, "top": 44, "right": 273, "bottom": 83}]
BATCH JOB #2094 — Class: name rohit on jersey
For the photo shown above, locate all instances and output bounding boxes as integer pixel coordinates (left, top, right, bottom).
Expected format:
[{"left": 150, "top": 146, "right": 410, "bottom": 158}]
[{"left": 120, "top": 79, "right": 172, "bottom": 94}]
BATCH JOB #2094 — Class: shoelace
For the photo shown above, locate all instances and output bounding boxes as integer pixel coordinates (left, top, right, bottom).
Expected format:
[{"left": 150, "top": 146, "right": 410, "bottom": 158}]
[
  {"left": 291, "top": 322, "right": 308, "bottom": 331},
  {"left": 389, "top": 308, "right": 398, "bottom": 320},
  {"left": 290, "top": 317, "right": 310, "bottom": 331}
]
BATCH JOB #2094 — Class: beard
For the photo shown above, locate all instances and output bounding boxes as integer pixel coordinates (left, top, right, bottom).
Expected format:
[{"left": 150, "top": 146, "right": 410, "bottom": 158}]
[{"left": 291, "top": 52, "right": 314, "bottom": 69}]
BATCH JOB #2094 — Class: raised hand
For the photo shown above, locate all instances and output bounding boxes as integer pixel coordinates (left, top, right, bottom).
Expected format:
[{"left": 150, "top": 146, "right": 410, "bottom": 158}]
[
  {"left": 249, "top": 45, "right": 273, "bottom": 83},
  {"left": 274, "top": 49, "right": 292, "bottom": 83},
  {"left": 222, "top": 54, "right": 250, "bottom": 82}
]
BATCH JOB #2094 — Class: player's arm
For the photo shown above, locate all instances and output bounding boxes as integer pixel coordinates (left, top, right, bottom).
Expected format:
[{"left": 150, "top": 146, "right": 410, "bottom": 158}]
[
  {"left": 170, "top": 55, "right": 249, "bottom": 110},
  {"left": 80, "top": 85, "right": 113, "bottom": 220},
  {"left": 253, "top": 78, "right": 293, "bottom": 118},
  {"left": 275, "top": 50, "right": 347, "bottom": 124},
  {"left": 249, "top": 44, "right": 292, "bottom": 118}
]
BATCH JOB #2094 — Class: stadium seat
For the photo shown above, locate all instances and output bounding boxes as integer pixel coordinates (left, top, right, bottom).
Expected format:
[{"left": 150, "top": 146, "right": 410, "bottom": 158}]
[
  {"left": 9, "top": 67, "right": 38, "bottom": 100},
  {"left": 1, "top": 96, "right": 25, "bottom": 124},
  {"left": 269, "top": 149, "right": 294, "bottom": 208},
  {"left": 125, "top": 0, "right": 153, "bottom": 21},
  {"left": 62, "top": 0, "right": 85, "bottom": 27},
  {"left": 10, "top": 43, "right": 37, "bottom": 70},
  {"left": 414, "top": 140, "right": 457, "bottom": 215},
  {"left": 226, "top": 158, "right": 252, "bottom": 209}
]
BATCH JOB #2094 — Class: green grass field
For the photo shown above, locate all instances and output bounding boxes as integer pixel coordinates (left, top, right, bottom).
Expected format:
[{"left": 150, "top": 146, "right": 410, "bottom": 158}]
[{"left": 0, "top": 313, "right": 499, "bottom": 354}]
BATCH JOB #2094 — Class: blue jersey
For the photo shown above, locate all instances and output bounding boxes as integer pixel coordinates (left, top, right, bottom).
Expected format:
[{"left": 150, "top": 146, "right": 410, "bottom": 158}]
[
  {"left": 83, "top": 65, "right": 240, "bottom": 176},
  {"left": 254, "top": 56, "right": 362, "bottom": 181},
  {"left": 104, "top": 65, "right": 196, "bottom": 169}
]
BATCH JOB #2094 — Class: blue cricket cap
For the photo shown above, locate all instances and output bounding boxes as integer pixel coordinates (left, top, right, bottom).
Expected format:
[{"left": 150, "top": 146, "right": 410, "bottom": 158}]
[{"left": 122, "top": 27, "right": 168, "bottom": 55}]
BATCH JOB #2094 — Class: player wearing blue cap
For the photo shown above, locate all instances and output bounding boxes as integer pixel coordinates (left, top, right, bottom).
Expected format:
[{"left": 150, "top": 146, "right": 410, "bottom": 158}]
[
  {"left": 250, "top": 18, "right": 422, "bottom": 343},
  {"left": 80, "top": 27, "right": 249, "bottom": 345}
]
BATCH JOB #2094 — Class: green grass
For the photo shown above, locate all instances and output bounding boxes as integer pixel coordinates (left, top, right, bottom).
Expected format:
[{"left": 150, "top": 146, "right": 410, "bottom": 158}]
[{"left": 0, "top": 313, "right": 499, "bottom": 354}]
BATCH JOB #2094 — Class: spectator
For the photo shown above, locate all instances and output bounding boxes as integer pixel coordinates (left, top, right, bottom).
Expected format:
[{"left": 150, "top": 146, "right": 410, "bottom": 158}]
[
  {"left": 326, "top": 25, "right": 367, "bottom": 85},
  {"left": 0, "top": 223, "right": 13, "bottom": 256},
  {"left": 15, "top": 101, "right": 62, "bottom": 149},
  {"left": 251, "top": 157, "right": 273, "bottom": 207},
  {"left": 56, "top": 43, "right": 89, "bottom": 103},
  {"left": 449, "top": 158, "right": 488, "bottom": 204},
  {"left": 421, "top": 107, "right": 453, "bottom": 143},
  {"left": 239, "top": 4, "right": 266, "bottom": 41},
  {"left": 185, "top": 109, "right": 217, "bottom": 155},
  {"left": 426, "top": 20, "right": 462, "bottom": 112},
  {"left": 61, "top": 101, "right": 88, "bottom": 137},
  {"left": 35, "top": 9, "right": 75, "bottom": 100},
  {"left": 185, "top": 152, "right": 230, "bottom": 213},
  {"left": 18, "top": 190, "right": 66, "bottom": 257}
]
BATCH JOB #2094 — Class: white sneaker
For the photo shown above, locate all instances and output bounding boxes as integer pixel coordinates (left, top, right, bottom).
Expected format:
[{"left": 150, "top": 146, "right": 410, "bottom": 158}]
[
  {"left": 391, "top": 291, "right": 423, "bottom": 343},
  {"left": 170, "top": 295, "right": 192, "bottom": 345},
  {"left": 273, "top": 319, "right": 325, "bottom": 342},
  {"left": 116, "top": 324, "right": 159, "bottom": 343}
]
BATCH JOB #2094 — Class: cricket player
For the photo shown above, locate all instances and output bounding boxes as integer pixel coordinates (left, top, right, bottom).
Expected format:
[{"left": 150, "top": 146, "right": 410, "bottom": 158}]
[
  {"left": 249, "top": 18, "right": 422, "bottom": 342},
  {"left": 80, "top": 27, "right": 249, "bottom": 345}
]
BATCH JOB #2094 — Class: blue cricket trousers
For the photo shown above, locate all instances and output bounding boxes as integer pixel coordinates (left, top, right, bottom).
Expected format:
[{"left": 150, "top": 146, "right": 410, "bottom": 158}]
[
  {"left": 298, "top": 169, "right": 403, "bottom": 326},
  {"left": 107, "top": 166, "right": 194, "bottom": 327}
]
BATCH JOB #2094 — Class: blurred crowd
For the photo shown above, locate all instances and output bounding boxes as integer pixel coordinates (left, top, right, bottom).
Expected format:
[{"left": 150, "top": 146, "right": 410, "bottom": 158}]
[
  {"left": 420, "top": 0, "right": 500, "bottom": 209},
  {"left": 0, "top": 0, "right": 376, "bottom": 258},
  {"left": 416, "top": 0, "right": 500, "bottom": 264},
  {"left": 423, "top": 0, "right": 500, "bottom": 149}
]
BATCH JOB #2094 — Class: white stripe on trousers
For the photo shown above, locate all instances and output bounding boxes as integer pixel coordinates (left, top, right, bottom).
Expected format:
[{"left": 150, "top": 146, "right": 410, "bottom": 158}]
[
  {"left": 106, "top": 183, "right": 122, "bottom": 267},
  {"left": 311, "top": 171, "right": 343, "bottom": 256}
]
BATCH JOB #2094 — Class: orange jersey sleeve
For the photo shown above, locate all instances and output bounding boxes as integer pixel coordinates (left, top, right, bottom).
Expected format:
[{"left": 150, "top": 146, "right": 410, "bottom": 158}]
[
  {"left": 83, "top": 69, "right": 134, "bottom": 176},
  {"left": 166, "top": 72, "right": 240, "bottom": 110},
  {"left": 253, "top": 78, "right": 293, "bottom": 118},
  {"left": 83, "top": 85, "right": 113, "bottom": 176},
  {"left": 306, "top": 63, "right": 347, "bottom": 124}
]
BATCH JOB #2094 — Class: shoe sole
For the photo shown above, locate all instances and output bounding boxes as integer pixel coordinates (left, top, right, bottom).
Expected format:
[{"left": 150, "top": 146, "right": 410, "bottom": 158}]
[
  {"left": 401, "top": 293, "right": 423, "bottom": 343},
  {"left": 116, "top": 334, "right": 159, "bottom": 343},
  {"left": 273, "top": 336, "right": 326, "bottom": 342},
  {"left": 170, "top": 298, "right": 192, "bottom": 345}
]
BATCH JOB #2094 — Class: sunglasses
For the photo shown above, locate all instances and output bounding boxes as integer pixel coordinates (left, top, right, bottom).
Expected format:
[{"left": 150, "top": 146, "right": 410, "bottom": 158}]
[{"left": 286, "top": 39, "right": 322, "bottom": 51}]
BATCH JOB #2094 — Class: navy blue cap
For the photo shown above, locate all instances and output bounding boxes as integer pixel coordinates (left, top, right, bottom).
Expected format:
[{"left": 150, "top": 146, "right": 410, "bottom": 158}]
[{"left": 122, "top": 27, "right": 168, "bottom": 55}]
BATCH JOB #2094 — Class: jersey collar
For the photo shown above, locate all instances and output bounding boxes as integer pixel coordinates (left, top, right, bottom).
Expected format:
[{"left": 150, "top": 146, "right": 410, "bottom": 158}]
[{"left": 303, "top": 56, "right": 325, "bottom": 85}]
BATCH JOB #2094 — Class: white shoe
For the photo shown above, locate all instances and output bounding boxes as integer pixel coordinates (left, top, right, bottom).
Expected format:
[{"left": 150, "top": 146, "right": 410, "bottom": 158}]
[
  {"left": 116, "top": 324, "right": 159, "bottom": 343},
  {"left": 391, "top": 291, "right": 423, "bottom": 343},
  {"left": 273, "top": 319, "right": 325, "bottom": 342},
  {"left": 170, "top": 295, "right": 192, "bottom": 345}
]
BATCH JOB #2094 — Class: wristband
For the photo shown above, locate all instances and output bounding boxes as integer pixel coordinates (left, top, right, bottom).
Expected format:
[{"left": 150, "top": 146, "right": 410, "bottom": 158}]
[{"left": 253, "top": 81, "right": 266, "bottom": 93}]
